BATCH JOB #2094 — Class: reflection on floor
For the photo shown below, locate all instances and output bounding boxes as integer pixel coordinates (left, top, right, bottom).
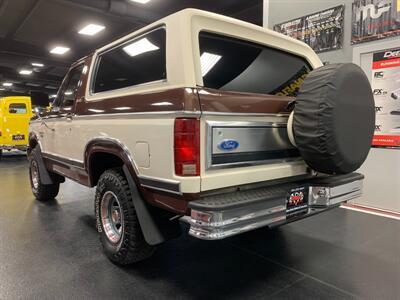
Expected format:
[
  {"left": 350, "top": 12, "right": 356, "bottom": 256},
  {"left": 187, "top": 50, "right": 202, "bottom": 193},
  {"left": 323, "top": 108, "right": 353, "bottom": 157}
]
[
  {"left": 0, "top": 156, "right": 399, "bottom": 299},
  {"left": 342, "top": 203, "right": 400, "bottom": 221}
]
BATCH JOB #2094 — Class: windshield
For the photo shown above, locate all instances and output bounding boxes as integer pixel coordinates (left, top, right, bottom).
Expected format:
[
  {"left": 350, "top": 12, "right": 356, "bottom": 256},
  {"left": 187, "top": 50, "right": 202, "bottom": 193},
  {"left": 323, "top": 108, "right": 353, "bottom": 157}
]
[{"left": 199, "top": 32, "right": 311, "bottom": 97}]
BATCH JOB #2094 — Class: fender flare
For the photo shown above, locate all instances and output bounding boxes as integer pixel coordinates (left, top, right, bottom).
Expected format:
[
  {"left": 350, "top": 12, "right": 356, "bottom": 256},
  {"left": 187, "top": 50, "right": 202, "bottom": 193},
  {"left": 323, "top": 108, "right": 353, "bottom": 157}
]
[
  {"left": 85, "top": 138, "right": 181, "bottom": 245},
  {"left": 28, "top": 132, "right": 40, "bottom": 154},
  {"left": 84, "top": 137, "right": 140, "bottom": 186}
]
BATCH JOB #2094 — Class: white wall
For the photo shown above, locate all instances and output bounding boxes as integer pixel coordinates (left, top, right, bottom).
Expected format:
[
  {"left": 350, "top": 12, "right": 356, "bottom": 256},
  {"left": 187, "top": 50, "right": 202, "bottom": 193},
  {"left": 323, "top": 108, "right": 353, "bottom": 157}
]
[
  {"left": 263, "top": 0, "right": 400, "bottom": 212},
  {"left": 264, "top": 0, "right": 398, "bottom": 64}
]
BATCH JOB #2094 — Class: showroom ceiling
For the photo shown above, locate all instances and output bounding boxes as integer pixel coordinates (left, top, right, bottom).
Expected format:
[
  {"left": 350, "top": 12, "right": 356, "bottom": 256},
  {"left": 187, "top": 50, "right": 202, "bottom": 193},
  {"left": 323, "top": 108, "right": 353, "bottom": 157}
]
[{"left": 0, "top": 0, "right": 262, "bottom": 97}]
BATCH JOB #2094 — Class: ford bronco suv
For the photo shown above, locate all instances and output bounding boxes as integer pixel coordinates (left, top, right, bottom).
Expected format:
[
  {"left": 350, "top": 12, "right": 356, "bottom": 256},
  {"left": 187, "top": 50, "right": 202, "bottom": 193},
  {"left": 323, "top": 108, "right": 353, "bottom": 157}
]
[{"left": 28, "top": 9, "right": 375, "bottom": 265}]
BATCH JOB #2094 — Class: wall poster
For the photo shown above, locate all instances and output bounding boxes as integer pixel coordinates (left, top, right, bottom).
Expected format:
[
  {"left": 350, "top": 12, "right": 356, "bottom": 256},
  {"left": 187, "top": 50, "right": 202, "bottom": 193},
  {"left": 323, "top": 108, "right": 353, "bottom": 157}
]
[
  {"left": 352, "top": 0, "right": 400, "bottom": 44},
  {"left": 371, "top": 47, "right": 400, "bottom": 147},
  {"left": 273, "top": 5, "right": 344, "bottom": 53}
]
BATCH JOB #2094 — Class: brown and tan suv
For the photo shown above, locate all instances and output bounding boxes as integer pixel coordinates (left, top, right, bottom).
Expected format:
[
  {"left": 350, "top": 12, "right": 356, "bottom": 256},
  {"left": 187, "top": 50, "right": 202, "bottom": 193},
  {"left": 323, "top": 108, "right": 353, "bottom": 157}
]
[{"left": 28, "top": 9, "right": 375, "bottom": 264}]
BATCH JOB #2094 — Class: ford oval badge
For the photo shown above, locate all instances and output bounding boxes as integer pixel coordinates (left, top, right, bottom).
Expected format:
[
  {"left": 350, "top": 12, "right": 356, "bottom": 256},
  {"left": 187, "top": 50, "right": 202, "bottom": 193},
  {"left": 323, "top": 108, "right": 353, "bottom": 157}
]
[{"left": 218, "top": 139, "right": 239, "bottom": 151}]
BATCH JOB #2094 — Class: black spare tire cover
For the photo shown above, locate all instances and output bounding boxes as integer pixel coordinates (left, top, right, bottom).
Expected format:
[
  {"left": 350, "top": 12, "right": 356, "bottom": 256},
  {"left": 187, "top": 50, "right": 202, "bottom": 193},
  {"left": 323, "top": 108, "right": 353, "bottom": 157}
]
[{"left": 293, "top": 63, "right": 375, "bottom": 174}]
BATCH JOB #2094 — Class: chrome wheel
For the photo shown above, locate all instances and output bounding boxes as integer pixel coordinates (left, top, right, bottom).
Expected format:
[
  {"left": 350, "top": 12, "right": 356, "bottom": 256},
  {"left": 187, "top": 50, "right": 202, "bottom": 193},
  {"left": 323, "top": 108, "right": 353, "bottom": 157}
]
[
  {"left": 101, "top": 191, "right": 124, "bottom": 244},
  {"left": 30, "top": 160, "right": 39, "bottom": 190}
]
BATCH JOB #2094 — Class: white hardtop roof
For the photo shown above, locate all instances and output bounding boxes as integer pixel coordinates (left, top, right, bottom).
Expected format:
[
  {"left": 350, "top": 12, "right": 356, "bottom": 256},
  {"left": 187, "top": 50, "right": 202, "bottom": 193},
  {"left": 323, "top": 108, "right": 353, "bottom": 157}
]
[{"left": 94, "top": 8, "right": 322, "bottom": 68}]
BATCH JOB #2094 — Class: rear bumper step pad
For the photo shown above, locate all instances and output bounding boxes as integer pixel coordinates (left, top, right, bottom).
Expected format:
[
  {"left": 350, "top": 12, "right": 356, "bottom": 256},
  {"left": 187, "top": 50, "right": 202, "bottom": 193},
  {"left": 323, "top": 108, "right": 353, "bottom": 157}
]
[{"left": 180, "top": 173, "right": 363, "bottom": 240}]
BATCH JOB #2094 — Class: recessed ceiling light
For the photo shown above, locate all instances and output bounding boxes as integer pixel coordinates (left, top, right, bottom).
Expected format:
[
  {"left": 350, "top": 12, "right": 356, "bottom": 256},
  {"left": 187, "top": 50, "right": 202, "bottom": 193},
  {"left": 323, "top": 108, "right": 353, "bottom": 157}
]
[
  {"left": 0, "top": 88, "right": 5, "bottom": 91},
  {"left": 50, "top": 46, "right": 70, "bottom": 55},
  {"left": 123, "top": 38, "right": 159, "bottom": 57},
  {"left": 78, "top": 24, "right": 105, "bottom": 36},
  {"left": 19, "top": 69, "right": 33, "bottom": 75},
  {"left": 200, "top": 52, "right": 222, "bottom": 76},
  {"left": 129, "top": 0, "right": 151, "bottom": 4},
  {"left": 2, "top": 82, "right": 13, "bottom": 87},
  {"left": 31, "top": 62, "right": 44, "bottom": 67},
  {"left": 26, "top": 83, "right": 41, "bottom": 87}
]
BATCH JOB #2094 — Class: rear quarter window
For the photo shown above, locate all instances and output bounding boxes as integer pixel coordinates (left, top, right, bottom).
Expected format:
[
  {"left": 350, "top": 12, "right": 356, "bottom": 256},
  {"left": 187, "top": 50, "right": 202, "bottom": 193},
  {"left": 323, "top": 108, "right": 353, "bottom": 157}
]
[
  {"left": 199, "top": 32, "right": 311, "bottom": 97},
  {"left": 92, "top": 28, "right": 166, "bottom": 94},
  {"left": 8, "top": 103, "right": 27, "bottom": 114}
]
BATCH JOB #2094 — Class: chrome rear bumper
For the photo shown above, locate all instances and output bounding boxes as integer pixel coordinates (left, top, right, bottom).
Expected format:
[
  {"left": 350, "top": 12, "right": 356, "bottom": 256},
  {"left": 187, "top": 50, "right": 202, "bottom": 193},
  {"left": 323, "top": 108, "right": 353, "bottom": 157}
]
[
  {"left": 0, "top": 145, "right": 28, "bottom": 151},
  {"left": 181, "top": 173, "right": 363, "bottom": 240}
]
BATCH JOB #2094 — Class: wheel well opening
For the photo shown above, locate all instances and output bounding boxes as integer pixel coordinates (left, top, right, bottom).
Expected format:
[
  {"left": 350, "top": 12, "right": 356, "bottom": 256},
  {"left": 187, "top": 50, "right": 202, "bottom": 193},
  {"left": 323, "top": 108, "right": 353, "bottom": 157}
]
[
  {"left": 89, "top": 152, "right": 124, "bottom": 186},
  {"left": 28, "top": 139, "right": 38, "bottom": 154}
]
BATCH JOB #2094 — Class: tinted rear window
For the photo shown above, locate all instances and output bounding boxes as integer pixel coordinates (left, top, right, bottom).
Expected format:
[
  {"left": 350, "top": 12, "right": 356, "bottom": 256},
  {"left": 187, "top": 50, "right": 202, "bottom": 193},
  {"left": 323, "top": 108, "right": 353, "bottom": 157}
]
[
  {"left": 93, "top": 28, "right": 166, "bottom": 93},
  {"left": 9, "top": 103, "right": 27, "bottom": 114},
  {"left": 199, "top": 32, "right": 311, "bottom": 97}
]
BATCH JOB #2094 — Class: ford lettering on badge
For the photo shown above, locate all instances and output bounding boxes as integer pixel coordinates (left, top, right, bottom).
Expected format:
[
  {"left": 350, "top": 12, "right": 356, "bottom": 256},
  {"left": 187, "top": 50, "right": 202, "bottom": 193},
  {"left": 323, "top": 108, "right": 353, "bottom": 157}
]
[{"left": 218, "top": 139, "right": 239, "bottom": 151}]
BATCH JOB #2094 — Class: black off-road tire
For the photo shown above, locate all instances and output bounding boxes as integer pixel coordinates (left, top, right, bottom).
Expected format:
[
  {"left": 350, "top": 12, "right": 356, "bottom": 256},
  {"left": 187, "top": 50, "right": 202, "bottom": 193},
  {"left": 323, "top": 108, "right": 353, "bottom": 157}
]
[
  {"left": 29, "top": 148, "right": 60, "bottom": 201},
  {"left": 95, "top": 168, "right": 155, "bottom": 265}
]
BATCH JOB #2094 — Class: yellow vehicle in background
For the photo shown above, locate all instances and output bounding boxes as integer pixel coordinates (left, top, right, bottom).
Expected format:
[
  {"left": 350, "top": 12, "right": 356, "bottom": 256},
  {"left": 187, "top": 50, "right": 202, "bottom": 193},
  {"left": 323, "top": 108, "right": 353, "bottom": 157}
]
[{"left": 0, "top": 96, "right": 33, "bottom": 159}]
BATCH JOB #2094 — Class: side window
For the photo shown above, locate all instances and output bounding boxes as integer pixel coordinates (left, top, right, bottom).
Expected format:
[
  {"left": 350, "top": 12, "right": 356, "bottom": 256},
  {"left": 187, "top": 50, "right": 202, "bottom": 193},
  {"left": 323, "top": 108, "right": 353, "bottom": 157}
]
[
  {"left": 56, "top": 65, "right": 84, "bottom": 111},
  {"left": 9, "top": 103, "right": 27, "bottom": 114},
  {"left": 92, "top": 28, "right": 166, "bottom": 94}
]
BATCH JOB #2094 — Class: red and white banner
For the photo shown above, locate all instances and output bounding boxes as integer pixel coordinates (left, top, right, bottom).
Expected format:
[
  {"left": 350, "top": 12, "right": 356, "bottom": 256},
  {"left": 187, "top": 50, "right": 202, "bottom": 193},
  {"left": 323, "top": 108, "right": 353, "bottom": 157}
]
[{"left": 371, "top": 48, "right": 400, "bottom": 147}]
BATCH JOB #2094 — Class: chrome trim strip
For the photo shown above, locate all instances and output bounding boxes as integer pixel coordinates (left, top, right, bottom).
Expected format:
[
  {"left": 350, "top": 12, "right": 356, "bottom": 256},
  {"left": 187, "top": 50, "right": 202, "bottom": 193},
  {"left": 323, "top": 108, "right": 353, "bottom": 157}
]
[
  {"left": 138, "top": 175, "right": 182, "bottom": 195},
  {"left": 141, "top": 184, "right": 182, "bottom": 195},
  {"left": 69, "top": 111, "right": 288, "bottom": 120},
  {"left": 206, "top": 120, "right": 287, "bottom": 128},
  {"left": 89, "top": 79, "right": 169, "bottom": 99},
  {"left": 73, "top": 111, "right": 201, "bottom": 120},
  {"left": 208, "top": 157, "right": 304, "bottom": 170},
  {"left": 41, "top": 152, "right": 85, "bottom": 170},
  {"left": 35, "top": 111, "right": 288, "bottom": 122},
  {"left": 205, "top": 120, "right": 296, "bottom": 170},
  {"left": 202, "top": 111, "right": 290, "bottom": 117}
]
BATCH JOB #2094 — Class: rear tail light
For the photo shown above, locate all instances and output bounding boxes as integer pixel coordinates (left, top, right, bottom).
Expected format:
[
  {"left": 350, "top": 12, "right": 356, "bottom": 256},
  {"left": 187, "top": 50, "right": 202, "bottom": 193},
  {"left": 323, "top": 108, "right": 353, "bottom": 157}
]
[{"left": 174, "top": 118, "right": 200, "bottom": 176}]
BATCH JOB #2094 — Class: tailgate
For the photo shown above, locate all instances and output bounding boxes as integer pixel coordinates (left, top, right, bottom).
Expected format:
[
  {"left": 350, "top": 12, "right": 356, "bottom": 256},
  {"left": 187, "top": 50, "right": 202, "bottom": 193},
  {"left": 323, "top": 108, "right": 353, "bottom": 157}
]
[{"left": 198, "top": 88, "right": 309, "bottom": 192}]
